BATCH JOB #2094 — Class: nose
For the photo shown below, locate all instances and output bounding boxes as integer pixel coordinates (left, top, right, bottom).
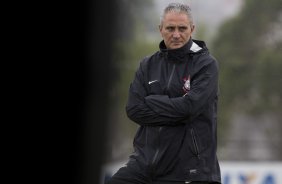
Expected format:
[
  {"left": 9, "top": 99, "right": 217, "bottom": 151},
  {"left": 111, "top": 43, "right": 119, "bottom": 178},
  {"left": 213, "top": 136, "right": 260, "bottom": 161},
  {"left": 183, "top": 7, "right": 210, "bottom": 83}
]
[{"left": 172, "top": 31, "right": 180, "bottom": 38}]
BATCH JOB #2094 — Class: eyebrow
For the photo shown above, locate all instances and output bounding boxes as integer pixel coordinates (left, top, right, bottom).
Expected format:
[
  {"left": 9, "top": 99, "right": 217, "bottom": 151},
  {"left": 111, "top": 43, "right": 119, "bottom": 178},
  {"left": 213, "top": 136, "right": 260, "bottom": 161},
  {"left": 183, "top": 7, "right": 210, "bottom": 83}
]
[{"left": 165, "top": 25, "right": 188, "bottom": 28}]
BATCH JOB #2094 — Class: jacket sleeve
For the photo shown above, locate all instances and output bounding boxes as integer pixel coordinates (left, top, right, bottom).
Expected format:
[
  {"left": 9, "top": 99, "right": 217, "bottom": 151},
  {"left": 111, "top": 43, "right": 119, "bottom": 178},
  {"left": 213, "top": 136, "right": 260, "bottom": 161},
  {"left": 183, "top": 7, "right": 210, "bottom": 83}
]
[
  {"left": 144, "top": 59, "right": 218, "bottom": 122},
  {"left": 126, "top": 60, "right": 186, "bottom": 126}
]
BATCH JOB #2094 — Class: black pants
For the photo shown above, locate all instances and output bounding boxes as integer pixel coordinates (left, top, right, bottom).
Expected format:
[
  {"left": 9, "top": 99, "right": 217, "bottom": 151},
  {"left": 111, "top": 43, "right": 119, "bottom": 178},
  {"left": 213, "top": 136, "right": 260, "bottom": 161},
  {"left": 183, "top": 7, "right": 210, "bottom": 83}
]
[
  {"left": 106, "top": 180, "right": 212, "bottom": 184},
  {"left": 106, "top": 178, "right": 214, "bottom": 184},
  {"left": 105, "top": 166, "right": 217, "bottom": 184}
]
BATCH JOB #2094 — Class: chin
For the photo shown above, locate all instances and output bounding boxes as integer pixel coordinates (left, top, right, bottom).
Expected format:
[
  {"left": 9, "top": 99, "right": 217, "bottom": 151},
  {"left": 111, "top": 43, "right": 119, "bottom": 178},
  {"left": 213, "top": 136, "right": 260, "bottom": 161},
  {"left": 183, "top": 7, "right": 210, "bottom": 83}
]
[{"left": 170, "top": 45, "right": 183, "bottom": 49}]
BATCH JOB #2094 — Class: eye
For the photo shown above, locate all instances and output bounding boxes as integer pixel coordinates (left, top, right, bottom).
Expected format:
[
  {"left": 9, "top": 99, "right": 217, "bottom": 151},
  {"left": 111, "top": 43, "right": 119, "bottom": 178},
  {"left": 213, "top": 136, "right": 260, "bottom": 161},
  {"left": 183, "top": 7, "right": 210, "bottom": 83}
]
[
  {"left": 166, "top": 26, "right": 174, "bottom": 32},
  {"left": 179, "top": 26, "right": 188, "bottom": 32}
]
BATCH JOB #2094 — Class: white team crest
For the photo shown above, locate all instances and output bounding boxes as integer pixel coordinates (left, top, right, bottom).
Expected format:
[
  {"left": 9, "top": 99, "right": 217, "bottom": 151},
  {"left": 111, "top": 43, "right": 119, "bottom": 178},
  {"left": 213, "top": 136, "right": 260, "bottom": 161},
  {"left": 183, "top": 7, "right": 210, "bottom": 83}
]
[
  {"left": 183, "top": 75, "right": 190, "bottom": 95},
  {"left": 184, "top": 79, "right": 190, "bottom": 90}
]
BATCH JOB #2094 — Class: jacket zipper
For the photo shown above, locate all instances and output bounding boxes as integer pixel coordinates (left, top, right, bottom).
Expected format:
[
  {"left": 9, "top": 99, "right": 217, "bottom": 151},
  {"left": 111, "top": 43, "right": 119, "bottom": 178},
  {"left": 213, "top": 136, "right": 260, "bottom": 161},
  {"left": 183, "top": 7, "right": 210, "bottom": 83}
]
[
  {"left": 167, "top": 64, "right": 176, "bottom": 90},
  {"left": 151, "top": 127, "right": 163, "bottom": 166},
  {"left": 151, "top": 64, "right": 174, "bottom": 169},
  {"left": 190, "top": 128, "right": 200, "bottom": 159}
]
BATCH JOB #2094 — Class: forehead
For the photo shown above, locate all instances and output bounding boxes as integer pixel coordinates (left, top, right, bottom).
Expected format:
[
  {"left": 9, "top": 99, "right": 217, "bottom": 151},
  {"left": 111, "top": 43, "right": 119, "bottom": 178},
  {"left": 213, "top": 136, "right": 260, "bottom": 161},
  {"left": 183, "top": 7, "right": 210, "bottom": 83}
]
[{"left": 162, "top": 12, "right": 190, "bottom": 25}]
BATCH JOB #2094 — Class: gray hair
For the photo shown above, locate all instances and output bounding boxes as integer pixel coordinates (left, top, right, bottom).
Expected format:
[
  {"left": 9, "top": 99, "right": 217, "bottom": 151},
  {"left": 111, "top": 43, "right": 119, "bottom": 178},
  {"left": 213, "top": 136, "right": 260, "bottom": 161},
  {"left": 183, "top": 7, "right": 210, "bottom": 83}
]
[{"left": 160, "top": 3, "right": 193, "bottom": 27}]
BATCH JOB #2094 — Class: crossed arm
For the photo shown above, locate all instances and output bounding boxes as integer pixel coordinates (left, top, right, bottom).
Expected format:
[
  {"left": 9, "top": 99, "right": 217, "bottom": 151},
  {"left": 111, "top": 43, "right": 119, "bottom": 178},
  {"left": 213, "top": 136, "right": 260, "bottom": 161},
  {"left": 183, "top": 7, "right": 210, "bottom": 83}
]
[{"left": 126, "top": 60, "right": 218, "bottom": 126}]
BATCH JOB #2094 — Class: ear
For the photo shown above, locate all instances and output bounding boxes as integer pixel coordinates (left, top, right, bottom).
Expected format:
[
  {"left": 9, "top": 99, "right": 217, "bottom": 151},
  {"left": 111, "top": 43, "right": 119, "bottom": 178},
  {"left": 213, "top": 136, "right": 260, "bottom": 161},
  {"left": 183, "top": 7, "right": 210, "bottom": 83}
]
[
  {"left": 158, "top": 24, "right": 162, "bottom": 32},
  {"left": 159, "top": 25, "right": 164, "bottom": 38},
  {"left": 191, "top": 24, "right": 195, "bottom": 33}
]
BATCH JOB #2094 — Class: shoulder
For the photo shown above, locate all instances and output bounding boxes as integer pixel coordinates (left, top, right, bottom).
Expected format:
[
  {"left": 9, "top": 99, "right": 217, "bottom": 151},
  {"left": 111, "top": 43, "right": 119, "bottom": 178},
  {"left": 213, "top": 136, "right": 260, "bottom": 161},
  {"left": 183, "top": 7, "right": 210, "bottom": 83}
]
[
  {"left": 140, "top": 51, "right": 161, "bottom": 67},
  {"left": 200, "top": 54, "right": 218, "bottom": 66},
  {"left": 192, "top": 53, "right": 219, "bottom": 76},
  {"left": 190, "top": 40, "right": 216, "bottom": 65},
  {"left": 193, "top": 48, "right": 218, "bottom": 67}
]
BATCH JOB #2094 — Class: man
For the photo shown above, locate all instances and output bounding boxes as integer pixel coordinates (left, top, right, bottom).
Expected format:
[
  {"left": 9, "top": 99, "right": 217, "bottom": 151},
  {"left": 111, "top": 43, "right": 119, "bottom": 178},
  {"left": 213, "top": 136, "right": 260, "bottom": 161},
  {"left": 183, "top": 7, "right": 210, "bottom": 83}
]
[{"left": 106, "top": 3, "right": 221, "bottom": 184}]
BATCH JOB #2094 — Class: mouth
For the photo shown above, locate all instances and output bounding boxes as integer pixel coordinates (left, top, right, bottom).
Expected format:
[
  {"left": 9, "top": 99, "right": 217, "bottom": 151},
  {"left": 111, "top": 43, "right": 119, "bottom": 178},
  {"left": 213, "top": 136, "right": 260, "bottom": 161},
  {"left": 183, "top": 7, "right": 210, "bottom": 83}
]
[
  {"left": 171, "top": 41, "right": 182, "bottom": 45},
  {"left": 171, "top": 42, "right": 183, "bottom": 47}
]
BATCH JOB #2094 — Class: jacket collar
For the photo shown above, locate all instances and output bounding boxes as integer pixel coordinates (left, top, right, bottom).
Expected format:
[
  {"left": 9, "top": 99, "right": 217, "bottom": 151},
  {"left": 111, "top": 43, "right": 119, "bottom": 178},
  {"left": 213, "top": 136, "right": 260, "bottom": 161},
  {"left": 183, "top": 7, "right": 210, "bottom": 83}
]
[{"left": 159, "top": 38, "right": 205, "bottom": 62}]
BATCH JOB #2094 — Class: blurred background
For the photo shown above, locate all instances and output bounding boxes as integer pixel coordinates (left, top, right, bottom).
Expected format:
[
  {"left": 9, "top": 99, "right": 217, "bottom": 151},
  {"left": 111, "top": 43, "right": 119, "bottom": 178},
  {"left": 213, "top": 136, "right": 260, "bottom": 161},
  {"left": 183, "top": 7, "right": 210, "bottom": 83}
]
[{"left": 99, "top": 0, "right": 282, "bottom": 183}]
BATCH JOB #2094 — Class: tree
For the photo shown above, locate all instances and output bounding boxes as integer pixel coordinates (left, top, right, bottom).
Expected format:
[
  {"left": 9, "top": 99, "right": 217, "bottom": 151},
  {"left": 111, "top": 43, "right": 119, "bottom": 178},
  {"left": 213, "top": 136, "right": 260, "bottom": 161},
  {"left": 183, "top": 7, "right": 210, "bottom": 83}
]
[
  {"left": 105, "top": 0, "right": 157, "bottom": 163},
  {"left": 211, "top": 0, "right": 282, "bottom": 160}
]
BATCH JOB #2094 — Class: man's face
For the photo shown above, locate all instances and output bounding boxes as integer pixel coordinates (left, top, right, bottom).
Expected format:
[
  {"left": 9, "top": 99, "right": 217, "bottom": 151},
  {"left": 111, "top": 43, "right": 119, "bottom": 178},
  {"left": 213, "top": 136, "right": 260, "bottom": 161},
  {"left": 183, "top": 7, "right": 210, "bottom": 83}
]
[{"left": 159, "top": 12, "right": 194, "bottom": 49}]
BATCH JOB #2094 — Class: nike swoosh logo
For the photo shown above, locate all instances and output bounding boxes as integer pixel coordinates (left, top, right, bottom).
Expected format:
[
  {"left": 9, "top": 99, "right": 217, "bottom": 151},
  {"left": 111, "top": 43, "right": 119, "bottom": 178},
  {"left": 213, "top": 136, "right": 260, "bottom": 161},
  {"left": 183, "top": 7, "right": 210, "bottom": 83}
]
[{"left": 148, "top": 80, "right": 158, "bottom": 85}]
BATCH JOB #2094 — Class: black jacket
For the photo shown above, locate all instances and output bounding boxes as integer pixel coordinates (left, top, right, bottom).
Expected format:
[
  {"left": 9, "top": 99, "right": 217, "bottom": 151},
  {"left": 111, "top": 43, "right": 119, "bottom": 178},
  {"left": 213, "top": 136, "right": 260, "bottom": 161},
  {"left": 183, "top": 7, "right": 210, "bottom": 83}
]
[{"left": 125, "top": 38, "right": 221, "bottom": 183}]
